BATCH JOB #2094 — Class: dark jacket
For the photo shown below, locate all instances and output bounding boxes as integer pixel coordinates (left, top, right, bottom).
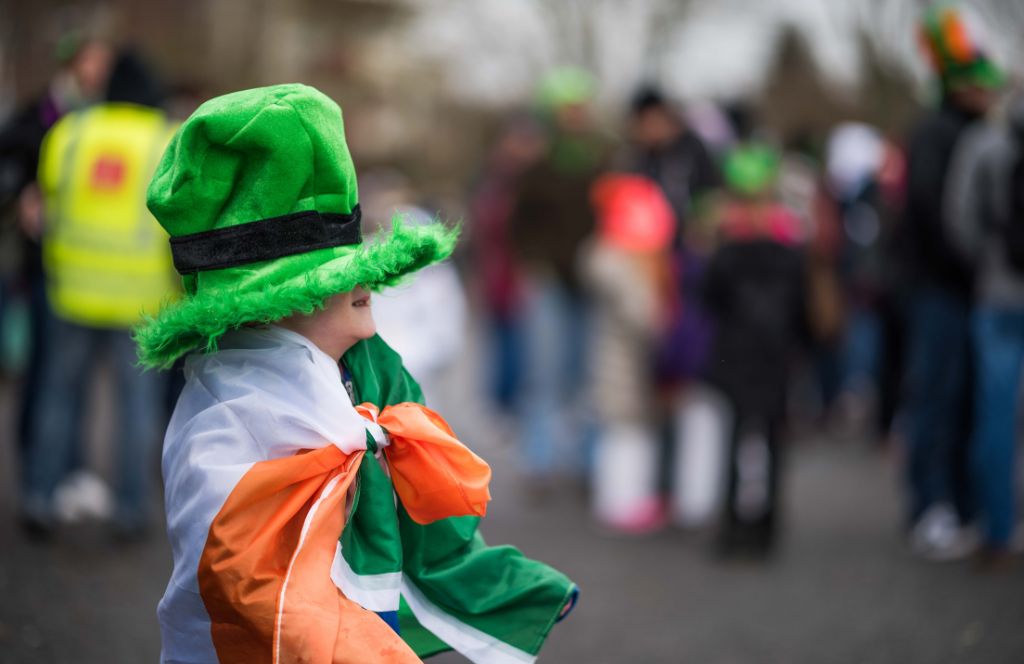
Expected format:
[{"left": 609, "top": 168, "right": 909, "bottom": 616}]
[
  {"left": 508, "top": 131, "right": 608, "bottom": 293},
  {"left": 0, "top": 92, "right": 64, "bottom": 208},
  {"left": 703, "top": 237, "right": 807, "bottom": 417},
  {"left": 0, "top": 92, "right": 66, "bottom": 281},
  {"left": 621, "top": 130, "right": 719, "bottom": 237},
  {"left": 901, "top": 102, "right": 982, "bottom": 297},
  {"left": 945, "top": 96, "right": 1024, "bottom": 307}
]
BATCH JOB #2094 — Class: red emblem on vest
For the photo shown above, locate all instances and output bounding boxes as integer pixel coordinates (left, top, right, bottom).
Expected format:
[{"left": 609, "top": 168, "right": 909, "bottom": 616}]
[{"left": 90, "top": 154, "right": 126, "bottom": 190}]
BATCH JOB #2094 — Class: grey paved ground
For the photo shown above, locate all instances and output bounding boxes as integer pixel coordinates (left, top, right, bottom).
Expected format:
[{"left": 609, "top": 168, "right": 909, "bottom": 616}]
[{"left": 1, "top": 342, "right": 1023, "bottom": 664}]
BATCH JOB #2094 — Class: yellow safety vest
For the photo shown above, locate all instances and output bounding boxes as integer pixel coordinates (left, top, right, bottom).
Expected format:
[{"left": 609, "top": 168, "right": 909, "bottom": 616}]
[{"left": 38, "top": 103, "right": 178, "bottom": 328}]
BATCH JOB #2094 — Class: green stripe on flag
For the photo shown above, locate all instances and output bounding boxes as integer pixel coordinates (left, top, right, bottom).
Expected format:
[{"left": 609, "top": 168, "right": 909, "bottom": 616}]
[
  {"left": 340, "top": 454, "right": 403, "bottom": 576},
  {"left": 398, "top": 596, "right": 451, "bottom": 658},
  {"left": 398, "top": 509, "right": 574, "bottom": 656},
  {"left": 343, "top": 336, "right": 576, "bottom": 660}
]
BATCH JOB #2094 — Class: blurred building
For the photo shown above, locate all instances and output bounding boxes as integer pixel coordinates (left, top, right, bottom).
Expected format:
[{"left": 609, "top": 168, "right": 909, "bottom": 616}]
[
  {"left": 2, "top": 0, "right": 1023, "bottom": 203},
  {"left": 1, "top": 0, "right": 488, "bottom": 207}
]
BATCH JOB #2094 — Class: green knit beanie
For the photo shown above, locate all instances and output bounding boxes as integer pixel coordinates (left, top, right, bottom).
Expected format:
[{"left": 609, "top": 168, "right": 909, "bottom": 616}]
[
  {"left": 724, "top": 143, "right": 780, "bottom": 197},
  {"left": 536, "top": 67, "right": 596, "bottom": 110},
  {"left": 133, "top": 84, "right": 457, "bottom": 368}
]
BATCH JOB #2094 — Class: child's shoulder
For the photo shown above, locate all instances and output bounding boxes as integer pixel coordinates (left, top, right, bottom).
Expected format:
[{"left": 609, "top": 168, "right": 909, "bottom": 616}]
[
  {"left": 185, "top": 340, "right": 310, "bottom": 402},
  {"left": 174, "top": 338, "right": 369, "bottom": 458}
]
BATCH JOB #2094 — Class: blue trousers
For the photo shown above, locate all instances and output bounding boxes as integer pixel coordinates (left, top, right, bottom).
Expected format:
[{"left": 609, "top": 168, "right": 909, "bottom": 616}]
[
  {"left": 971, "top": 305, "right": 1024, "bottom": 548},
  {"left": 518, "top": 278, "right": 591, "bottom": 477},
  {"left": 841, "top": 305, "right": 883, "bottom": 395},
  {"left": 904, "top": 287, "right": 972, "bottom": 524},
  {"left": 488, "top": 314, "right": 524, "bottom": 413},
  {"left": 22, "top": 318, "right": 162, "bottom": 528}
]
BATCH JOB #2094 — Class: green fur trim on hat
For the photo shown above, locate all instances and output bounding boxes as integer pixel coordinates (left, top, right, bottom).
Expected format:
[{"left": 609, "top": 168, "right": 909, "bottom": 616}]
[{"left": 135, "top": 220, "right": 458, "bottom": 369}]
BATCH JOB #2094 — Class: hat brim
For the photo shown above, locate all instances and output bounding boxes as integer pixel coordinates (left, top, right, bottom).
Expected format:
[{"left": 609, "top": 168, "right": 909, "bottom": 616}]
[
  {"left": 945, "top": 57, "right": 1006, "bottom": 91},
  {"left": 134, "top": 221, "right": 459, "bottom": 369}
]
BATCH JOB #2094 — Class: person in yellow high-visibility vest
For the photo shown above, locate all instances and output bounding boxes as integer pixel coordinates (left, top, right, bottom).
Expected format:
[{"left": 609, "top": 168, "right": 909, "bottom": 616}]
[{"left": 20, "top": 50, "right": 178, "bottom": 540}]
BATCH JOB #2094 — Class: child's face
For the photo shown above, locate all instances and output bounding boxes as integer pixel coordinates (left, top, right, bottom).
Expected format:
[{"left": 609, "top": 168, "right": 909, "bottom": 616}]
[
  {"left": 278, "top": 286, "right": 376, "bottom": 360},
  {"left": 324, "top": 287, "right": 376, "bottom": 344}
]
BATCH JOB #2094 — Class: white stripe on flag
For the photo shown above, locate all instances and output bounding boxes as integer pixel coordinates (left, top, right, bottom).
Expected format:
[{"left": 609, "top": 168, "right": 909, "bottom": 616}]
[
  {"left": 275, "top": 473, "right": 344, "bottom": 664},
  {"left": 400, "top": 576, "right": 536, "bottom": 664},
  {"left": 330, "top": 542, "right": 402, "bottom": 613}
]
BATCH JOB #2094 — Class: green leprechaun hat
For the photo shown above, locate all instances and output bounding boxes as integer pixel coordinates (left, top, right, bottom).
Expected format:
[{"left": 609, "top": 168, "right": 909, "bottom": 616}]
[
  {"left": 919, "top": 4, "right": 1005, "bottom": 92},
  {"left": 134, "top": 84, "right": 458, "bottom": 368}
]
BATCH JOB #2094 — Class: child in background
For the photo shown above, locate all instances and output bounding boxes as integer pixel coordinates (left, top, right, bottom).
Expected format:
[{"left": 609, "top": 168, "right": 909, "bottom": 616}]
[
  {"left": 703, "top": 145, "right": 808, "bottom": 556},
  {"left": 135, "top": 84, "right": 576, "bottom": 663},
  {"left": 357, "top": 170, "right": 469, "bottom": 405},
  {"left": 583, "top": 174, "right": 677, "bottom": 533}
]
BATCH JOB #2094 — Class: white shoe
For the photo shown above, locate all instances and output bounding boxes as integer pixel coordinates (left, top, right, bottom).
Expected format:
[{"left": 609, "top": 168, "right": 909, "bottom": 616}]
[
  {"left": 910, "top": 504, "right": 978, "bottom": 562},
  {"left": 53, "top": 470, "right": 115, "bottom": 523}
]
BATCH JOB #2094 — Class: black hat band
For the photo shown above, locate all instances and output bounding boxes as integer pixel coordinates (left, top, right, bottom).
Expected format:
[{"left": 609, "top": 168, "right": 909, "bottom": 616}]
[{"left": 170, "top": 205, "right": 362, "bottom": 275}]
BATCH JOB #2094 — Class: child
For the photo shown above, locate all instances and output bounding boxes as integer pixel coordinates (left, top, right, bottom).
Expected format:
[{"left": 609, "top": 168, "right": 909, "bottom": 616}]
[
  {"left": 582, "top": 174, "right": 676, "bottom": 533},
  {"left": 703, "top": 144, "right": 807, "bottom": 556},
  {"left": 134, "top": 85, "right": 576, "bottom": 663}
]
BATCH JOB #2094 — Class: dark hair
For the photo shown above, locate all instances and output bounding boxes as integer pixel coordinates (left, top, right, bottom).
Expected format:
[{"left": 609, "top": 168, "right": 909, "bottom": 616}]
[
  {"left": 724, "top": 100, "right": 756, "bottom": 142},
  {"left": 630, "top": 85, "right": 667, "bottom": 116},
  {"left": 106, "top": 49, "right": 163, "bottom": 108}
]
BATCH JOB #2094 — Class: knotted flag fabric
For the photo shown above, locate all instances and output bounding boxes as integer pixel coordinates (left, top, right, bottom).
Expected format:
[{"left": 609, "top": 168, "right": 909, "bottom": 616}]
[
  {"left": 355, "top": 402, "right": 492, "bottom": 525},
  {"left": 198, "top": 400, "right": 491, "bottom": 663},
  {"left": 159, "top": 326, "right": 575, "bottom": 664}
]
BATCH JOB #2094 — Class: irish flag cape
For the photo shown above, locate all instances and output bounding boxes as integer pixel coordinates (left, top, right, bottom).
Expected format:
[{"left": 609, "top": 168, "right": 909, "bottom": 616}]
[{"left": 158, "top": 326, "right": 575, "bottom": 664}]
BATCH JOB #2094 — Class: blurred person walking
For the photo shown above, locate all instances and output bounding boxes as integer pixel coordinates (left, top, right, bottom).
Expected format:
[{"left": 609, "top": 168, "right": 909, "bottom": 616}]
[
  {"left": 945, "top": 93, "right": 1024, "bottom": 568},
  {"left": 619, "top": 86, "right": 720, "bottom": 390},
  {"left": 617, "top": 88, "right": 725, "bottom": 527},
  {"left": 618, "top": 86, "right": 719, "bottom": 245},
  {"left": 583, "top": 174, "right": 676, "bottom": 533},
  {"left": 359, "top": 171, "right": 469, "bottom": 404},
  {"left": 703, "top": 145, "right": 808, "bottom": 557},
  {"left": 0, "top": 34, "right": 112, "bottom": 480},
  {"left": 507, "top": 67, "right": 609, "bottom": 490},
  {"left": 468, "top": 115, "right": 546, "bottom": 415},
  {"left": 900, "top": 5, "right": 1004, "bottom": 559},
  {"left": 823, "top": 124, "right": 900, "bottom": 435},
  {"left": 19, "top": 50, "right": 178, "bottom": 539},
  {"left": 0, "top": 33, "right": 111, "bottom": 217}
]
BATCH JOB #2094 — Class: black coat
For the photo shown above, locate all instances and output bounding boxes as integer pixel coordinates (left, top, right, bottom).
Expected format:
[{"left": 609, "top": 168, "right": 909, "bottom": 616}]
[
  {"left": 703, "top": 238, "right": 807, "bottom": 418},
  {"left": 623, "top": 130, "right": 720, "bottom": 234},
  {"left": 900, "top": 103, "right": 982, "bottom": 297}
]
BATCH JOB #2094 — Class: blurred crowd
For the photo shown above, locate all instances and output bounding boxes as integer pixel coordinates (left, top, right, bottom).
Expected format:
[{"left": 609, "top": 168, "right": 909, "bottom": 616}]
[
  {"left": 463, "top": 4, "right": 1022, "bottom": 568},
  {"left": 0, "top": 4, "right": 1020, "bottom": 574}
]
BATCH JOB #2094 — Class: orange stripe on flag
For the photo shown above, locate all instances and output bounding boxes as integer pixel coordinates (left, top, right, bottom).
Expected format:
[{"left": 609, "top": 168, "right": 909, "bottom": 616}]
[
  {"left": 357, "top": 403, "right": 492, "bottom": 525},
  {"left": 197, "top": 446, "right": 420, "bottom": 663}
]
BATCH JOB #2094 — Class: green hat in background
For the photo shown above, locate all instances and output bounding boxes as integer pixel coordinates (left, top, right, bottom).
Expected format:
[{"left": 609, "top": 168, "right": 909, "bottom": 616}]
[
  {"left": 134, "top": 83, "right": 458, "bottom": 368},
  {"left": 54, "top": 31, "right": 84, "bottom": 64},
  {"left": 536, "top": 66, "right": 596, "bottom": 110},
  {"left": 919, "top": 4, "right": 1005, "bottom": 91},
  {"left": 723, "top": 143, "right": 780, "bottom": 197}
]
